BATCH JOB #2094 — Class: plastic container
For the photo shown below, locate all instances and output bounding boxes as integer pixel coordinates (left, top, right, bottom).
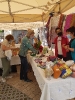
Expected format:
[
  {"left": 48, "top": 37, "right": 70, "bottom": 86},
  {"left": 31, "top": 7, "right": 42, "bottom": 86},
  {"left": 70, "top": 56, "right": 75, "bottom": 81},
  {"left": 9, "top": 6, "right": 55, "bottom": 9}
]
[{"left": 45, "top": 62, "right": 53, "bottom": 80}]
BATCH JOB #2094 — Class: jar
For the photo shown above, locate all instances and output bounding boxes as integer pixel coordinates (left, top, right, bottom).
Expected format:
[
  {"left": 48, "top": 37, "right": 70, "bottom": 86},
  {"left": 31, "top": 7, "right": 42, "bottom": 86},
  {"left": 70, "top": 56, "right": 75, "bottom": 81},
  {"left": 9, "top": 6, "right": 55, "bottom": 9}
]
[{"left": 45, "top": 63, "right": 54, "bottom": 80}]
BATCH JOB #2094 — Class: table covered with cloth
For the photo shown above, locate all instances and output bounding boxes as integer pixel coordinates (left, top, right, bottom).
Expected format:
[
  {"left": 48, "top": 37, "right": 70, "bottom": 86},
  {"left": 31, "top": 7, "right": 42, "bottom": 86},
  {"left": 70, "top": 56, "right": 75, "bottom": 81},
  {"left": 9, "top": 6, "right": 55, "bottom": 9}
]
[{"left": 27, "top": 54, "right": 75, "bottom": 100}]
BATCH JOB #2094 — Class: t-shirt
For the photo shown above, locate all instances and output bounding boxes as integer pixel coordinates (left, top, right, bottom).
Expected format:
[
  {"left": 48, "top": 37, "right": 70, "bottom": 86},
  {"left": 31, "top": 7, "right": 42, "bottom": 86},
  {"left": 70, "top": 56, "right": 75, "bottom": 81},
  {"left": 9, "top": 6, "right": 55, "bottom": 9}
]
[
  {"left": 19, "top": 37, "right": 37, "bottom": 57},
  {"left": 0, "top": 39, "right": 10, "bottom": 58},
  {"left": 57, "top": 37, "right": 62, "bottom": 55},
  {"left": 67, "top": 39, "right": 75, "bottom": 60}
]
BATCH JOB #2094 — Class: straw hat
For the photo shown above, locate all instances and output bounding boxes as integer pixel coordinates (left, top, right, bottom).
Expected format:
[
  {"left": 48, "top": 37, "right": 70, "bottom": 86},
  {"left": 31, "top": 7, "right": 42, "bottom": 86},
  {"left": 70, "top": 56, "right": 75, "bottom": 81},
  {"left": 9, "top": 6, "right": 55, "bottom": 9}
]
[{"left": 27, "top": 29, "right": 35, "bottom": 37}]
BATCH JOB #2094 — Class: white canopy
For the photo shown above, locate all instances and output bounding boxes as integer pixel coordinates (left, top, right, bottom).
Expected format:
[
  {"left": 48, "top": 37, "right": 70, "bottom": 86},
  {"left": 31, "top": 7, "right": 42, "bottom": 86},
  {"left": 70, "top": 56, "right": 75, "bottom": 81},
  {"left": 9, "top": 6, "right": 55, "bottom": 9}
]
[
  {"left": 0, "top": 0, "right": 75, "bottom": 23},
  {"left": 63, "top": 6, "right": 75, "bottom": 15}
]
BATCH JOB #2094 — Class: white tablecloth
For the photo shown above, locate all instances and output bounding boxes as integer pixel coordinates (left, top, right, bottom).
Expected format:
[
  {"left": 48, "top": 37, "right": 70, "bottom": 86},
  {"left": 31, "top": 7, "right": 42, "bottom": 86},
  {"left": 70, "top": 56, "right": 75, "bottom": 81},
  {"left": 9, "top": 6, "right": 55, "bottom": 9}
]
[
  {"left": 0, "top": 55, "right": 21, "bottom": 68},
  {"left": 27, "top": 54, "right": 75, "bottom": 100}
]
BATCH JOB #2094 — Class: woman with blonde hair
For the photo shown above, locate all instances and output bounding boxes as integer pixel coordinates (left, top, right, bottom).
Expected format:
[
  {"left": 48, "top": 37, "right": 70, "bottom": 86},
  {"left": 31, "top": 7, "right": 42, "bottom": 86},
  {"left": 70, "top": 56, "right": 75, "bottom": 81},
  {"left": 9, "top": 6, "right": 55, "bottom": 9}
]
[{"left": 19, "top": 29, "right": 38, "bottom": 82}]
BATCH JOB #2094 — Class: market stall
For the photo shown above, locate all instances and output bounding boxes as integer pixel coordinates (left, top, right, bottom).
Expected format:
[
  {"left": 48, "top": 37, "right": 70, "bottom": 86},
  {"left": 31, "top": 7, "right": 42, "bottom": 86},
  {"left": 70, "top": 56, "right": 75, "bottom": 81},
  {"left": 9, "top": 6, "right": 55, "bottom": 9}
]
[
  {"left": 27, "top": 53, "right": 75, "bottom": 100},
  {"left": 46, "top": 13, "right": 75, "bottom": 48}
]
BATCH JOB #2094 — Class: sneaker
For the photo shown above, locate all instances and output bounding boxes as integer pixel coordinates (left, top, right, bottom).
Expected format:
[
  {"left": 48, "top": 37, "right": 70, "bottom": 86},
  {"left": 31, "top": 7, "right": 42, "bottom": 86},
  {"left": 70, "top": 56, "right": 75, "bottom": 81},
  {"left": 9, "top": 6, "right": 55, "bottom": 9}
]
[
  {"left": 1, "top": 78, "right": 6, "bottom": 82},
  {"left": 6, "top": 75, "right": 13, "bottom": 79}
]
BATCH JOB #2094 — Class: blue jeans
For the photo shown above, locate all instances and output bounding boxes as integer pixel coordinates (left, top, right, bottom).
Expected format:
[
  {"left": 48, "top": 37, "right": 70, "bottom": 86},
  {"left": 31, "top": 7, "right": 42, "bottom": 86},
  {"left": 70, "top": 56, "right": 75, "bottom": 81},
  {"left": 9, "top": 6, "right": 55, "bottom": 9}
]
[{"left": 19, "top": 55, "right": 28, "bottom": 80}]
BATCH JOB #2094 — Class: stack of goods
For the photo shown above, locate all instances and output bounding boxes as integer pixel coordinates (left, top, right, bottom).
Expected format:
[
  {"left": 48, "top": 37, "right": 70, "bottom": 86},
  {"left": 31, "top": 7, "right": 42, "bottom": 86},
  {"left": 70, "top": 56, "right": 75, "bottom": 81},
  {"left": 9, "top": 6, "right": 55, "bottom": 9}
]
[
  {"left": 34, "top": 54, "right": 57, "bottom": 69},
  {"left": 53, "top": 63, "right": 72, "bottom": 79},
  {"left": 35, "top": 55, "right": 46, "bottom": 69},
  {"left": 34, "top": 53, "right": 75, "bottom": 79},
  {"left": 47, "top": 56, "right": 57, "bottom": 62},
  {"left": 34, "top": 54, "right": 46, "bottom": 69},
  {"left": 47, "top": 57, "right": 73, "bottom": 79}
]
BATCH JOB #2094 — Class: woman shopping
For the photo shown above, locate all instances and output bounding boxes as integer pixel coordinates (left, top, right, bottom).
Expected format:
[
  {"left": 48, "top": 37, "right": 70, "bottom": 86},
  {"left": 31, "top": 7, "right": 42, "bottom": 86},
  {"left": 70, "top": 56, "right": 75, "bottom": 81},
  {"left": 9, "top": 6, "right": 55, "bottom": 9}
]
[
  {"left": 19, "top": 29, "right": 38, "bottom": 82},
  {"left": 65, "top": 26, "right": 75, "bottom": 62},
  {"left": 0, "top": 34, "right": 15, "bottom": 82}
]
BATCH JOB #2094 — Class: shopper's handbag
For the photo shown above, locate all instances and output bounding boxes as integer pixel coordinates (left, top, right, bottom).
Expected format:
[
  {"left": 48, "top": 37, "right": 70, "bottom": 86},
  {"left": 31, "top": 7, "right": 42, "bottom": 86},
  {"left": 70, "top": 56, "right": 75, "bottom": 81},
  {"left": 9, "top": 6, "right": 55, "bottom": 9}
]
[{"left": 5, "top": 50, "right": 12, "bottom": 60}]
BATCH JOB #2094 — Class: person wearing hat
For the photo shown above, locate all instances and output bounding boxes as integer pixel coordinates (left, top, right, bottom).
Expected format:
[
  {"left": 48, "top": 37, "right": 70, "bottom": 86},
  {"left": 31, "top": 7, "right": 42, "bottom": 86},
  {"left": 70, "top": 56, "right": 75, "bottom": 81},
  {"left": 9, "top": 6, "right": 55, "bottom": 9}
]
[{"left": 19, "top": 29, "right": 38, "bottom": 82}]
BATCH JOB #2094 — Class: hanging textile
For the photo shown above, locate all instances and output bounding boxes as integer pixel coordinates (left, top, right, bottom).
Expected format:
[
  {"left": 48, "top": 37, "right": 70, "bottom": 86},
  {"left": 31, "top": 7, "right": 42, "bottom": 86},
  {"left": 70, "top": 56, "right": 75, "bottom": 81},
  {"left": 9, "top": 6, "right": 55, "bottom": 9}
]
[
  {"left": 46, "top": 16, "right": 52, "bottom": 47},
  {"left": 50, "top": 15, "right": 60, "bottom": 44},
  {"left": 64, "top": 14, "right": 73, "bottom": 34},
  {"left": 58, "top": 14, "right": 65, "bottom": 29},
  {"left": 50, "top": 26, "right": 58, "bottom": 43},
  {"left": 51, "top": 15, "right": 60, "bottom": 27},
  {"left": 46, "top": 16, "right": 51, "bottom": 28},
  {"left": 62, "top": 16, "right": 67, "bottom": 33},
  {"left": 70, "top": 14, "right": 75, "bottom": 27}
]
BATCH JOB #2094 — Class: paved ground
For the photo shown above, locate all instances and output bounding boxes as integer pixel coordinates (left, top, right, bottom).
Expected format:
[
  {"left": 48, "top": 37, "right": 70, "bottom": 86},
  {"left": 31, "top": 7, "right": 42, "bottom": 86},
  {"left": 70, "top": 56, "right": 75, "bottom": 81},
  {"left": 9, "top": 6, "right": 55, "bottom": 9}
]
[{"left": 0, "top": 65, "right": 75, "bottom": 100}]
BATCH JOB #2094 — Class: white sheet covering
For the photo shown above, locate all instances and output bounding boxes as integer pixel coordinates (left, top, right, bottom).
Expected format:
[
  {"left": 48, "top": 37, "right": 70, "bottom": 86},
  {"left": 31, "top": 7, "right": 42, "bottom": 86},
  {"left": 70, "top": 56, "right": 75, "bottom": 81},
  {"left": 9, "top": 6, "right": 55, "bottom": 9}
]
[
  {"left": 27, "top": 54, "right": 75, "bottom": 100},
  {"left": 10, "top": 55, "right": 21, "bottom": 65}
]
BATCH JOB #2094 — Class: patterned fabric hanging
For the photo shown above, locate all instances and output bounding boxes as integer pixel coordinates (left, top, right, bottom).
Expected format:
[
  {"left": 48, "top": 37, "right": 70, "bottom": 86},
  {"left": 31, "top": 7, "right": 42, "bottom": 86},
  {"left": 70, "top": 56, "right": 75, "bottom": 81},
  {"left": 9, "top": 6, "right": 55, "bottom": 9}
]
[
  {"left": 58, "top": 14, "right": 65, "bottom": 29},
  {"left": 51, "top": 15, "right": 60, "bottom": 27},
  {"left": 50, "top": 26, "right": 58, "bottom": 43},
  {"left": 70, "top": 14, "right": 75, "bottom": 27},
  {"left": 50, "top": 15, "right": 60, "bottom": 44},
  {"left": 64, "top": 14, "right": 73, "bottom": 34},
  {"left": 46, "top": 16, "right": 52, "bottom": 47},
  {"left": 46, "top": 16, "right": 51, "bottom": 28}
]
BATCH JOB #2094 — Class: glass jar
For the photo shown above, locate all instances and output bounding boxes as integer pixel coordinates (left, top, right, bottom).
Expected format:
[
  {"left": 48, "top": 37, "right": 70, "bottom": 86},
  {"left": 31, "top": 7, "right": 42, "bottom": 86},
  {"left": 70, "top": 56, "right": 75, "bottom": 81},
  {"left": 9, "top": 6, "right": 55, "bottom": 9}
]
[{"left": 45, "top": 62, "right": 53, "bottom": 80}]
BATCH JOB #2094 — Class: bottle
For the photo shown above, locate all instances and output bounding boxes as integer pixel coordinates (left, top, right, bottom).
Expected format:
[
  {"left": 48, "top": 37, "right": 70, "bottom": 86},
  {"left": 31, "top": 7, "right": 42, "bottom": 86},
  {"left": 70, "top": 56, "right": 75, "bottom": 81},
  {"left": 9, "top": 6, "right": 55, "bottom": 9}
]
[{"left": 45, "top": 63, "right": 53, "bottom": 80}]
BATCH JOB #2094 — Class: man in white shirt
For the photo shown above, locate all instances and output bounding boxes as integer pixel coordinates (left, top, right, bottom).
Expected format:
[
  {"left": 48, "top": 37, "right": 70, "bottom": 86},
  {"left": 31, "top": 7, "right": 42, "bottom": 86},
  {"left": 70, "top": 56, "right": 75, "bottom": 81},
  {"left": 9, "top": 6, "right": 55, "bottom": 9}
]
[{"left": 54, "top": 28, "right": 69, "bottom": 61}]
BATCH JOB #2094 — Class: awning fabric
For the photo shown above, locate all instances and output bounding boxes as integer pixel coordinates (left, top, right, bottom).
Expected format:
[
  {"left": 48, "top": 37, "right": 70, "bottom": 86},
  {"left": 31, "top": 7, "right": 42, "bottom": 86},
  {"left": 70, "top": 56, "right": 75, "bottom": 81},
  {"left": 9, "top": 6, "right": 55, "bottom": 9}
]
[{"left": 0, "top": 0, "right": 74, "bottom": 23}]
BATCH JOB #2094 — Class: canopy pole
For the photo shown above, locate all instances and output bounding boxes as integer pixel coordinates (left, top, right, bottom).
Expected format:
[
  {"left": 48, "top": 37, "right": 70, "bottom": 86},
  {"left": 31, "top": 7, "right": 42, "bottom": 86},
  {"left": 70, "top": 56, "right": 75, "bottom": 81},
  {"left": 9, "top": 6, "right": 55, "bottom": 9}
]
[{"left": 41, "top": 15, "right": 44, "bottom": 27}]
